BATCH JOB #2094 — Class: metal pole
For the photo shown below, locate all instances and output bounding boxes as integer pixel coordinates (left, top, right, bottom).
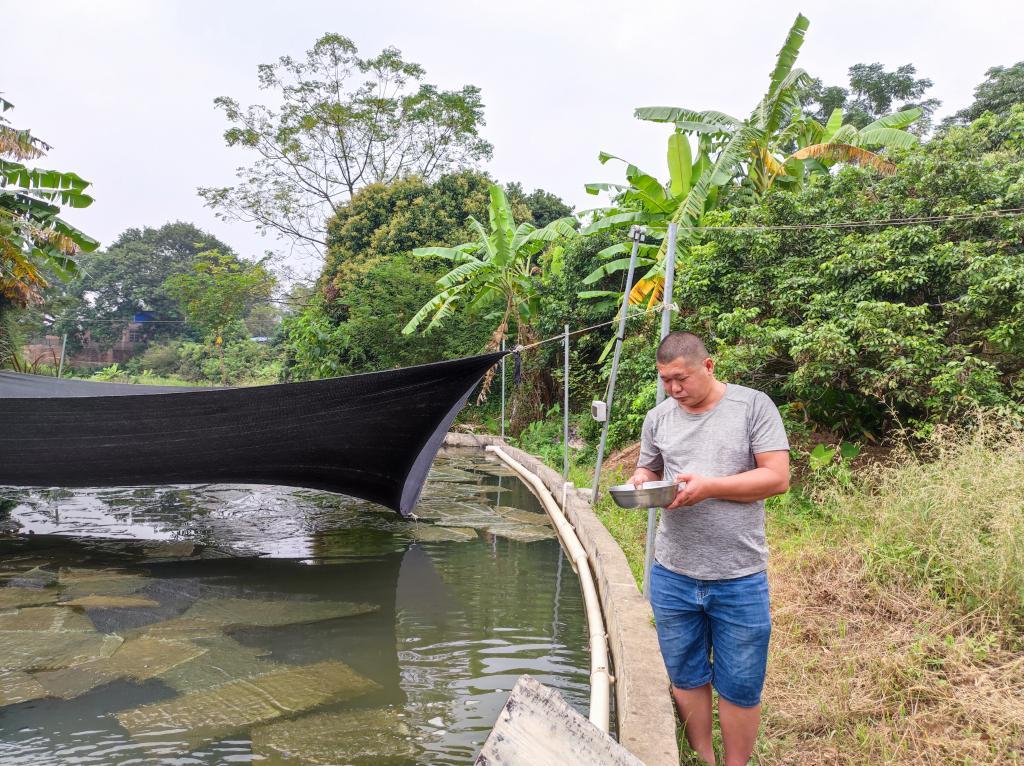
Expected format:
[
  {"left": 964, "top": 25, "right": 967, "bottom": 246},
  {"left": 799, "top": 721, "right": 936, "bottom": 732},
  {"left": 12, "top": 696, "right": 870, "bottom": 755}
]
[
  {"left": 590, "top": 226, "right": 644, "bottom": 503},
  {"left": 500, "top": 337, "right": 506, "bottom": 440},
  {"left": 57, "top": 334, "right": 67, "bottom": 378},
  {"left": 563, "top": 324, "right": 570, "bottom": 480},
  {"left": 643, "top": 222, "right": 679, "bottom": 599}
]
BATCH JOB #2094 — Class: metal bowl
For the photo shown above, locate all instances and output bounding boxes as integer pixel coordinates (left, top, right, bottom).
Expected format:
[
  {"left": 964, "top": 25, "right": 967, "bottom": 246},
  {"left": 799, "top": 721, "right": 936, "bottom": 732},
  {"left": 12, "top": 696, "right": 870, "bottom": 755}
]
[{"left": 607, "top": 480, "right": 682, "bottom": 509}]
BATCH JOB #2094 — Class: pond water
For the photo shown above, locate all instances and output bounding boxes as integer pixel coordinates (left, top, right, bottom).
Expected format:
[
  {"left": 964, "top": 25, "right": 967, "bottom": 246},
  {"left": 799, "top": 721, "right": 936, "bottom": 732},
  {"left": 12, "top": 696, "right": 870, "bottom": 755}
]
[{"left": 0, "top": 451, "right": 591, "bottom": 765}]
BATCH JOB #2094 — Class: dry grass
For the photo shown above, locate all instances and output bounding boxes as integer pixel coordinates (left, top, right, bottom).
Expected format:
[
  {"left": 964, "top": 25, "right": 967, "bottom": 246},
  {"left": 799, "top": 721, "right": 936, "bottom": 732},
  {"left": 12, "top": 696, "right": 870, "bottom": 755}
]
[
  {"left": 819, "top": 419, "right": 1024, "bottom": 634},
  {"left": 760, "top": 538, "right": 1024, "bottom": 765},
  {"left": 589, "top": 421, "right": 1024, "bottom": 765}
]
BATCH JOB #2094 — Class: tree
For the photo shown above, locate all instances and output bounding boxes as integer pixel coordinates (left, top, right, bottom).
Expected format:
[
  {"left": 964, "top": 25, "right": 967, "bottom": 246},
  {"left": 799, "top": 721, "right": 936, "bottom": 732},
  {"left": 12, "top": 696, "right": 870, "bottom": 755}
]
[
  {"left": 198, "top": 34, "right": 493, "bottom": 260},
  {"left": 403, "top": 185, "right": 576, "bottom": 431},
  {"left": 52, "top": 222, "right": 237, "bottom": 351},
  {"left": 505, "top": 183, "right": 574, "bottom": 228},
  {"left": 667, "top": 106, "right": 1024, "bottom": 435},
  {"left": 805, "top": 63, "right": 941, "bottom": 131},
  {"left": 595, "top": 14, "right": 922, "bottom": 316},
  {"left": 0, "top": 94, "right": 98, "bottom": 367},
  {"left": 280, "top": 171, "right": 569, "bottom": 381},
  {"left": 943, "top": 61, "right": 1024, "bottom": 128},
  {"left": 164, "top": 251, "right": 275, "bottom": 384}
]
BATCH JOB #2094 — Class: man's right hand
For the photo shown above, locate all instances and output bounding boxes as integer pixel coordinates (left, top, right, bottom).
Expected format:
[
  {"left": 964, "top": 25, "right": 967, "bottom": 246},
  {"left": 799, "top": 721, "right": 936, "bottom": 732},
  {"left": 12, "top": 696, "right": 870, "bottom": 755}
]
[{"left": 630, "top": 467, "right": 660, "bottom": 488}]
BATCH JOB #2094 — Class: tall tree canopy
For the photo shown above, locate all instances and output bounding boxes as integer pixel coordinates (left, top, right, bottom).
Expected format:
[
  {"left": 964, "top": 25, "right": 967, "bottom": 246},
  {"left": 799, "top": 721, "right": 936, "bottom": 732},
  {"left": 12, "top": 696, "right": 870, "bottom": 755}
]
[
  {"left": 198, "top": 33, "right": 493, "bottom": 260},
  {"left": 281, "top": 171, "right": 572, "bottom": 381},
  {"left": 52, "top": 222, "right": 237, "bottom": 349},
  {"left": 943, "top": 61, "right": 1024, "bottom": 128},
  {"left": 805, "top": 63, "right": 940, "bottom": 131}
]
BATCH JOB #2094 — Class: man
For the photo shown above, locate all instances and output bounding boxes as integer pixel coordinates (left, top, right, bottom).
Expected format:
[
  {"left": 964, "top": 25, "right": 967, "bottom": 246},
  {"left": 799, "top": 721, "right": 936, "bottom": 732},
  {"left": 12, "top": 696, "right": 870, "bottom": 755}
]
[{"left": 630, "top": 331, "right": 790, "bottom": 766}]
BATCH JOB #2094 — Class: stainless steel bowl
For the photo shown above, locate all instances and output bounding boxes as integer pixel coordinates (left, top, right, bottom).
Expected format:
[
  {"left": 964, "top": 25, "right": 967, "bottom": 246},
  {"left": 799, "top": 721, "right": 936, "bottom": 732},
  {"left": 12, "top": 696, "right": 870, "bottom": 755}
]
[{"left": 607, "top": 480, "right": 682, "bottom": 509}]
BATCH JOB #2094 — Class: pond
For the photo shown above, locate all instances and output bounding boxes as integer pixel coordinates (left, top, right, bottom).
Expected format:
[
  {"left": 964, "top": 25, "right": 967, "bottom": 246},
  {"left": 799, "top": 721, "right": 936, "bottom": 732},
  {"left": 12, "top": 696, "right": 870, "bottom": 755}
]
[{"left": 0, "top": 451, "right": 591, "bottom": 765}]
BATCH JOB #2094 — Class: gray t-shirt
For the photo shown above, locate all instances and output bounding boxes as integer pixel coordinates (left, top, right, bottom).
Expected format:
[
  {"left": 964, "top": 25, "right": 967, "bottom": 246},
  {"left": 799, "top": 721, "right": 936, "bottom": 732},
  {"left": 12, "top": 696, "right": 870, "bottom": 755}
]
[{"left": 638, "top": 383, "right": 789, "bottom": 580}]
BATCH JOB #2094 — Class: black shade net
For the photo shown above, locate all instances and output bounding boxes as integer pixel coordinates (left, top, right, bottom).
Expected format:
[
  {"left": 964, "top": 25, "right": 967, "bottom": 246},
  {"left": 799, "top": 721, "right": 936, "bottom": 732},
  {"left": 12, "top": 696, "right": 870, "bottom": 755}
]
[{"left": 0, "top": 353, "right": 503, "bottom": 516}]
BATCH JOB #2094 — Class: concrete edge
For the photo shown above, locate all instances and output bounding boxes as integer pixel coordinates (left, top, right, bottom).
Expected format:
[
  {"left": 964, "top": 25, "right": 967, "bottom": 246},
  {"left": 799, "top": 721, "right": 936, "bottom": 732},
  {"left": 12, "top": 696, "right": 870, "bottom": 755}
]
[{"left": 442, "top": 432, "right": 679, "bottom": 766}]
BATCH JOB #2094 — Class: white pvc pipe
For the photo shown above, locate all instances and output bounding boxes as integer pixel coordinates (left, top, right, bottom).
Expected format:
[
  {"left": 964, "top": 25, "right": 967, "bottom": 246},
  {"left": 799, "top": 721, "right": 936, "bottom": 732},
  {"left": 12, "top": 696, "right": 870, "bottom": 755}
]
[{"left": 485, "top": 445, "right": 611, "bottom": 733}]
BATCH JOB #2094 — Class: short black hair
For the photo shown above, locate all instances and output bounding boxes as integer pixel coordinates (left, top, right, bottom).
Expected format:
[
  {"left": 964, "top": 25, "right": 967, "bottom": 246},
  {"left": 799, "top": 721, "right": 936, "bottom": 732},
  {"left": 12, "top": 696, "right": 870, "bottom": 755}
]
[{"left": 656, "top": 331, "right": 708, "bottom": 364}]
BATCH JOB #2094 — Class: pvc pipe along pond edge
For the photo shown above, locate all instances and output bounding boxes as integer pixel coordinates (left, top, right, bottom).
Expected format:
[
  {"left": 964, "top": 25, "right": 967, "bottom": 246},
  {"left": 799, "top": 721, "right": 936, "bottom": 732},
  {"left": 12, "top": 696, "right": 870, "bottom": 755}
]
[
  {"left": 441, "top": 434, "right": 679, "bottom": 766},
  {"left": 484, "top": 444, "right": 612, "bottom": 732}
]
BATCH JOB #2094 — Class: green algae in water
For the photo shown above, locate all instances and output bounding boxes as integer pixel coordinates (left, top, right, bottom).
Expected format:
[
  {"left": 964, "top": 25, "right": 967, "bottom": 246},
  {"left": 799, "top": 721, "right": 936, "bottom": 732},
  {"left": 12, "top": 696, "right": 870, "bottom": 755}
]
[
  {"left": 60, "top": 594, "right": 160, "bottom": 609},
  {"left": 407, "top": 525, "right": 479, "bottom": 543},
  {"left": 0, "top": 670, "right": 50, "bottom": 705},
  {"left": 251, "top": 707, "right": 417, "bottom": 765},
  {"left": 117, "top": 660, "right": 381, "bottom": 746},
  {"left": 0, "top": 628, "right": 122, "bottom": 673},
  {"left": 0, "top": 586, "right": 59, "bottom": 609},
  {"left": 158, "top": 635, "right": 281, "bottom": 694},
  {"left": 180, "top": 597, "right": 379, "bottom": 628},
  {"left": 34, "top": 636, "right": 208, "bottom": 699},
  {"left": 0, "top": 605, "right": 94, "bottom": 633},
  {"left": 58, "top": 569, "right": 150, "bottom": 598}
]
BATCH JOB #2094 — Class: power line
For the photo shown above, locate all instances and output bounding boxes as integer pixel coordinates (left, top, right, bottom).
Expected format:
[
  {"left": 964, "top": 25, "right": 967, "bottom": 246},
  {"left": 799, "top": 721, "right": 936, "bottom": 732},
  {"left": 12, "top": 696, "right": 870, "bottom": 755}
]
[{"left": 674, "top": 207, "right": 1024, "bottom": 233}]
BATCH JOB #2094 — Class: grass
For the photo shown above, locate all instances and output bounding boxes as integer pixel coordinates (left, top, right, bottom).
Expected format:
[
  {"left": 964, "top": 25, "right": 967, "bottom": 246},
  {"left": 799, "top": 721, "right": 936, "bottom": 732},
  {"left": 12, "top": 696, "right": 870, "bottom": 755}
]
[{"left": 562, "top": 421, "right": 1024, "bottom": 765}]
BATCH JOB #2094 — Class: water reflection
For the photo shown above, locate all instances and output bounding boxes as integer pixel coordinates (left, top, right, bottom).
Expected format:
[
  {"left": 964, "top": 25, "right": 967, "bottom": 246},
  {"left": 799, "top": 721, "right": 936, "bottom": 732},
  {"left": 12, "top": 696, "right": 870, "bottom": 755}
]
[{"left": 0, "top": 453, "right": 589, "bottom": 765}]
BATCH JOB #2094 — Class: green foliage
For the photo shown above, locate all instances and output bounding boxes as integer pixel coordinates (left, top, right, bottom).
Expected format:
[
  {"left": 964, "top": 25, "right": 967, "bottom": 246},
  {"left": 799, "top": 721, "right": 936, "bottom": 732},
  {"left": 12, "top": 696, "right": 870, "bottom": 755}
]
[
  {"left": 282, "top": 252, "right": 489, "bottom": 380},
  {"left": 280, "top": 170, "right": 571, "bottom": 381},
  {"left": 53, "top": 222, "right": 236, "bottom": 350},
  {"left": 403, "top": 184, "right": 576, "bottom": 342},
  {"left": 667, "top": 106, "right": 1024, "bottom": 435},
  {"left": 163, "top": 250, "right": 274, "bottom": 338},
  {"left": 175, "top": 335, "right": 281, "bottom": 385},
  {"left": 0, "top": 94, "right": 98, "bottom": 367},
  {"left": 513, "top": 405, "right": 567, "bottom": 468},
  {"left": 944, "top": 61, "right": 1024, "bottom": 128},
  {"left": 805, "top": 62, "right": 940, "bottom": 131},
  {"left": 198, "top": 33, "right": 493, "bottom": 254},
  {"left": 579, "top": 334, "right": 658, "bottom": 453}
]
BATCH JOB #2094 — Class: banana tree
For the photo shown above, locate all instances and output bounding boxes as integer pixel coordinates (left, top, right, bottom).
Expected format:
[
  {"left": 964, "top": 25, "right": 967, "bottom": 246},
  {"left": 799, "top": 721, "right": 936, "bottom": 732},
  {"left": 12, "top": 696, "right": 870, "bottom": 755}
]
[
  {"left": 579, "top": 115, "right": 738, "bottom": 309},
  {"left": 403, "top": 184, "right": 576, "bottom": 429},
  {"left": 635, "top": 14, "right": 814, "bottom": 196},
  {"left": 1, "top": 96, "right": 97, "bottom": 308},
  {"left": 784, "top": 105, "right": 922, "bottom": 179}
]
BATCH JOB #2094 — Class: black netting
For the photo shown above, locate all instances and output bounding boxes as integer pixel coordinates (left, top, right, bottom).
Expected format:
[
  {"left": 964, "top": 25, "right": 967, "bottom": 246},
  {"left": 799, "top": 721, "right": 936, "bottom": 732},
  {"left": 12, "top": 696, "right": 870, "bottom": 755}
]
[{"left": 0, "top": 353, "right": 502, "bottom": 515}]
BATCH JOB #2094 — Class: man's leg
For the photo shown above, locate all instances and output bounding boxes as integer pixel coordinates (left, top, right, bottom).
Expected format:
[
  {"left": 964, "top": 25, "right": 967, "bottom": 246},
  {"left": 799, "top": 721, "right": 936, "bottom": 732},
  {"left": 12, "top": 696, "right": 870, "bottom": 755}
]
[
  {"left": 718, "top": 696, "right": 760, "bottom": 766},
  {"left": 705, "top": 570, "right": 772, "bottom": 766},
  {"left": 649, "top": 563, "right": 714, "bottom": 765},
  {"left": 672, "top": 682, "right": 714, "bottom": 765}
]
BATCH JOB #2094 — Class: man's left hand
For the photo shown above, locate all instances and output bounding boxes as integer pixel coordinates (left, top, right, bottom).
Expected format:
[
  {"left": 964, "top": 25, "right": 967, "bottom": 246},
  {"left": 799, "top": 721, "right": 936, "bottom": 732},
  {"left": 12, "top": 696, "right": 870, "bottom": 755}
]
[{"left": 665, "top": 473, "right": 715, "bottom": 509}]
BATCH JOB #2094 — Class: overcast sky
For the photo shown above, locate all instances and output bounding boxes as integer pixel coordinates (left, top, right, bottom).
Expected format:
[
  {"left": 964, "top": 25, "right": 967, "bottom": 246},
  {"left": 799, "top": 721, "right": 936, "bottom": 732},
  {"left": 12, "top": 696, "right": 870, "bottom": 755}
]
[{"left": 6, "top": 0, "right": 1023, "bottom": 282}]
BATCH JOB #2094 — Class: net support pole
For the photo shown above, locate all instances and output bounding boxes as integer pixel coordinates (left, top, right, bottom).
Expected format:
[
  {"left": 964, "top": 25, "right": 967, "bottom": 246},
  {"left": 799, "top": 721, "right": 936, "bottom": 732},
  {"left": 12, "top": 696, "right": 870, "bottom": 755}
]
[
  {"left": 57, "top": 334, "right": 67, "bottom": 379},
  {"left": 500, "top": 337, "right": 506, "bottom": 441},
  {"left": 563, "top": 324, "right": 570, "bottom": 480},
  {"left": 643, "top": 221, "right": 679, "bottom": 599},
  {"left": 590, "top": 226, "right": 644, "bottom": 504}
]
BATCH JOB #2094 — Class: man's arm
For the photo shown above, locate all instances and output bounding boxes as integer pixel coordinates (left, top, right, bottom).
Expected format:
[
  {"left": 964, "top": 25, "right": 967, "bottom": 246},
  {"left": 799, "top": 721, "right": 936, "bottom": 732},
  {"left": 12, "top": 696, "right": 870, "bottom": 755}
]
[
  {"left": 629, "top": 465, "right": 662, "bottom": 487},
  {"left": 665, "top": 450, "right": 790, "bottom": 509},
  {"left": 630, "top": 411, "right": 664, "bottom": 487}
]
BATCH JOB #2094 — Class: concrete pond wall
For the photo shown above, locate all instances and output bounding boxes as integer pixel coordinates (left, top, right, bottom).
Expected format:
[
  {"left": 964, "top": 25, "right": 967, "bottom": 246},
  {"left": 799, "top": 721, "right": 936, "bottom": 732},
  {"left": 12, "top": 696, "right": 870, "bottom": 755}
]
[{"left": 442, "top": 433, "right": 679, "bottom": 766}]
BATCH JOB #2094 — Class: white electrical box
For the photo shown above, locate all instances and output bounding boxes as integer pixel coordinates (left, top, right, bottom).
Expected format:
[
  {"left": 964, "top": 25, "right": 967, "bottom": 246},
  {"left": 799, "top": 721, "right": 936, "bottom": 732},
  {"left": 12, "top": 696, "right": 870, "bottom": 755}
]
[{"left": 591, "top": 400, "right": 607, "bottom": 422}]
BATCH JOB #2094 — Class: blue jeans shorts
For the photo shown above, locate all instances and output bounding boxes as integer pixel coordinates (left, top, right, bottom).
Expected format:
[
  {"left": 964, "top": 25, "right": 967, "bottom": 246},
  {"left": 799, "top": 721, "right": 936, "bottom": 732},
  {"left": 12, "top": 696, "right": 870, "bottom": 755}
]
[{"left": 649, "top": 561, "right": 771, "bottom": 708}]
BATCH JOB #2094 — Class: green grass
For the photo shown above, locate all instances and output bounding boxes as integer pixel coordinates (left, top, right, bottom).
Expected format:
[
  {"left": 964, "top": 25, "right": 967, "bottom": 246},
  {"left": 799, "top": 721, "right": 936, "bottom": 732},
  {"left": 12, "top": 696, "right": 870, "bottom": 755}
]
[{"left": 509, "top": 416, "right": 1024, "bottom": 764}]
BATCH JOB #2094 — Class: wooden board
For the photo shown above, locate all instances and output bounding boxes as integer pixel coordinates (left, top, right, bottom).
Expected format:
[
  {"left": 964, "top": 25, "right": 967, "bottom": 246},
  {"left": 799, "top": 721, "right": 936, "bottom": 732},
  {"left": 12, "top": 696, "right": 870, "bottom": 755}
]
[{"left": 476, "top": 675, "right": 644, "bottom": 766}]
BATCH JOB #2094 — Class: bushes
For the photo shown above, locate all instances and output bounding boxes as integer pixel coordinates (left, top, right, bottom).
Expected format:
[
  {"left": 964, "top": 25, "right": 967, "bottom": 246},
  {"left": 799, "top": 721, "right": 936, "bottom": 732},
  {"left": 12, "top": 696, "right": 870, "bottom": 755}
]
[{"left": 668, "top": 107, "right": 1024, "bottom": 437}]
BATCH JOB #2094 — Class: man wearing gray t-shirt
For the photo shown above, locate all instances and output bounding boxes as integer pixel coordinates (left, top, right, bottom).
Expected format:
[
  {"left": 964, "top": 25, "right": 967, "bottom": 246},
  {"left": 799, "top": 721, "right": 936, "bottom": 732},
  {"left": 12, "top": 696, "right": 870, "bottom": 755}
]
[{"left": 630, "top": 331, "right": 790, "bottom": 766}]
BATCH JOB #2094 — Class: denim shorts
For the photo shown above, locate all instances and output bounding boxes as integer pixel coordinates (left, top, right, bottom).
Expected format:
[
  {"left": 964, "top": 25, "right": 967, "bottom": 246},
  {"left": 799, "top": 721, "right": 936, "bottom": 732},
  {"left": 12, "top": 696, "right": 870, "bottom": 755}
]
[{"left": 649, "top": 561, "right": 771, "bottom": 708}]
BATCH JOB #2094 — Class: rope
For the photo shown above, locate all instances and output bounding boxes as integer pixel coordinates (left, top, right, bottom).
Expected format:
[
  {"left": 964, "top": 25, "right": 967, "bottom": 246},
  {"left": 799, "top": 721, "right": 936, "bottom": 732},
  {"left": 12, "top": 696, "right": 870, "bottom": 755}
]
[{"left": 513, "top": 301, "right": 677, "bottom": 353}]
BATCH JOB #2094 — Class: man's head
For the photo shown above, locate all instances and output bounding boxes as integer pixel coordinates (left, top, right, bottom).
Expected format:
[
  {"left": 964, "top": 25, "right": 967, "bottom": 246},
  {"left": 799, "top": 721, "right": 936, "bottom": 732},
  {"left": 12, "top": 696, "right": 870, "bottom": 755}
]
[{"left": 656, "top": 332, "right": 717, "bottom": 408}]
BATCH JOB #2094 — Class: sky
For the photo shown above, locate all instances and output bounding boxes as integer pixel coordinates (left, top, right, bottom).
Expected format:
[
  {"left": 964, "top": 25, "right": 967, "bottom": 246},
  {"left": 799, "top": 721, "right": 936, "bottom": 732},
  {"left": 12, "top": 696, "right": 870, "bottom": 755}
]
[{"left": 6, "top": 0, "right": 1024, "bottom": 283}]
